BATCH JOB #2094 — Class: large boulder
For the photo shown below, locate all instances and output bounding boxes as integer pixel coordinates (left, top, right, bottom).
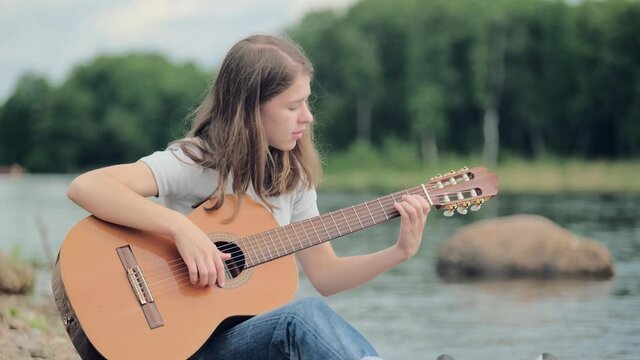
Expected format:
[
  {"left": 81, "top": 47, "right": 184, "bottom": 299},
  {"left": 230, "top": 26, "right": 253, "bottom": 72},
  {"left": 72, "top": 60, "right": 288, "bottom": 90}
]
[
  {"left": 436, "top": 214, "right": 614, "bottom": 280},
  {"left": 0, "top": 251, "right": 35, "bottom": 294}
]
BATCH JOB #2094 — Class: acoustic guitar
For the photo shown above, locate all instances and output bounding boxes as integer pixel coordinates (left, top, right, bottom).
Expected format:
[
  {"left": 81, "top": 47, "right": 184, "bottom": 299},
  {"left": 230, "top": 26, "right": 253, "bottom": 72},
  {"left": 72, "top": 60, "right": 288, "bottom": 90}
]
[{"left": 52, "top": 166, "right": 499, "bottom": 359}]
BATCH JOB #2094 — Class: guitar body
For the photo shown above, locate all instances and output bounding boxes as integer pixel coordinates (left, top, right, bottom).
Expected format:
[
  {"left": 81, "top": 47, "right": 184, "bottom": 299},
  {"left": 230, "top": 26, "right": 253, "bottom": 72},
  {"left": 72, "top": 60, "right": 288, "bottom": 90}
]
[{"left": 52, "top": 195, "right": 298, "bottom": 359}]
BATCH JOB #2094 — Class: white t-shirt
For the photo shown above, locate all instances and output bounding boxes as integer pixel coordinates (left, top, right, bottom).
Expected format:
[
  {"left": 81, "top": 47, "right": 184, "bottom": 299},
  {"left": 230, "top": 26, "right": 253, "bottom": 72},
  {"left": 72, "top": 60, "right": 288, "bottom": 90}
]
[{"left": 139, "top": 143, "right": 319, "bottom": 226}]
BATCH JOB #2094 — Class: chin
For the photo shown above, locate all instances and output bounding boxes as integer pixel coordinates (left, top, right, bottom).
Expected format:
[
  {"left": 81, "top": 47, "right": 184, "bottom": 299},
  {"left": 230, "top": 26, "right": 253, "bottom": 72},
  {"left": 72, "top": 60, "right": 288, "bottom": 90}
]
[{"left": 271, "top": 142, "right": 297, "bottom": 152}]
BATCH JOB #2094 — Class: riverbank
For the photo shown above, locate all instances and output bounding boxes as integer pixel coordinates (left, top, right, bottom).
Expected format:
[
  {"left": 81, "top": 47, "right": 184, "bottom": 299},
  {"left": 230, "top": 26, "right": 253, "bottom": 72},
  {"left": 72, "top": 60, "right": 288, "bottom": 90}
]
[
  {"left": 320, "top": 158, "right": 640, "bottom": 194},
  {"left": 0, "top": 293, "right": 78, "bottom": 359}
]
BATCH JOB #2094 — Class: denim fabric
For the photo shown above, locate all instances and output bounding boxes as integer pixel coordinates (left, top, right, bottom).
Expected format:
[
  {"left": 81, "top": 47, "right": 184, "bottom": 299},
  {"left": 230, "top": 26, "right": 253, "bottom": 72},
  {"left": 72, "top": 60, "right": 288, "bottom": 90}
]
[{"left": 190, "top": 297, "right": 381, "bottom": 360}]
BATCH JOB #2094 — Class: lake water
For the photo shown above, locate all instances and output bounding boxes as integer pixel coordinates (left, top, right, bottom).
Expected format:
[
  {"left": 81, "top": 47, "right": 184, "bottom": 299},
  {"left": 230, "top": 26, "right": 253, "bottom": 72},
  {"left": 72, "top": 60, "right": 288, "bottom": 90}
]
[{"left": 1, "top": 175, "right": 639, "bottom": 359}]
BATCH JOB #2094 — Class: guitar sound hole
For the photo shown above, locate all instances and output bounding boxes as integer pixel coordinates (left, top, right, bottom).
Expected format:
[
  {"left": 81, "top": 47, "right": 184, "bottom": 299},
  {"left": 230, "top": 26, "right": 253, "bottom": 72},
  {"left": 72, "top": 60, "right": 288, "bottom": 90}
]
[{"left": 215, "top": 241, "right": 245, "bottom": 280}]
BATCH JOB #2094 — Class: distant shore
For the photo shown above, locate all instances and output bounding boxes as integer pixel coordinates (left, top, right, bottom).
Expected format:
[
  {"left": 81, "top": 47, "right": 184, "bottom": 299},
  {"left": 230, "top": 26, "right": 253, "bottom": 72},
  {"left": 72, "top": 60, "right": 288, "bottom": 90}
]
[{"left": 320, "top": 159, "right": 640, "bottom": 194}]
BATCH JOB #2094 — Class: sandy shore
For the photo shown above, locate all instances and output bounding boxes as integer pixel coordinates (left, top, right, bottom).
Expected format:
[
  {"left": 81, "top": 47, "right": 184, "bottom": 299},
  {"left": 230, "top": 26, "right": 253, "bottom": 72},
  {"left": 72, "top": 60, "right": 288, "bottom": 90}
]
[{"left": 0, "top": 293, "right": 79, "bottom": 360}]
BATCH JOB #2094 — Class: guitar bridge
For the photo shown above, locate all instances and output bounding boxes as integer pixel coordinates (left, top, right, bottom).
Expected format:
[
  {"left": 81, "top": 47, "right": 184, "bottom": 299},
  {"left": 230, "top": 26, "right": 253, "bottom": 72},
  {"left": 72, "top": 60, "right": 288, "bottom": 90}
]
[
  {"left": 117, "top": 246, "right": 164, "bottom": 329},
  {"left": 127, "top": 266, "right": 153, "bottom": 305}
]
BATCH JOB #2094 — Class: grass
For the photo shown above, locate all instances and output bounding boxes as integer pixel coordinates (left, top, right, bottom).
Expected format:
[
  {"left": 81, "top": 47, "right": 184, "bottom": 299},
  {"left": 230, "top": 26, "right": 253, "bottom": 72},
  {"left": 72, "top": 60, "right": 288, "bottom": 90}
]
[{"left": 319, "top": 142, "right": 640, "bottom": 194}]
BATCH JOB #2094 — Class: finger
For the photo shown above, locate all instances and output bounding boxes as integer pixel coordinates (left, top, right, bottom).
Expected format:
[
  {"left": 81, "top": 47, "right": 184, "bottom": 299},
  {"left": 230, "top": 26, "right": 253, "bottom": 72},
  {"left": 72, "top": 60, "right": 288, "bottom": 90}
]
[
  {"left": 213, "top": 252, "right": 227, "bottom": 287},
  {"left": 395, "top": 200, "right": 408, "bottom": 218},
  {"left": 186, "top": 259, "right": 198, "bottom": 285},
  {"left": 407, "top": 195, "right": 430, "bottom": 223},
  {"left": 196, "top": 258, "right": 209, "bottom": 287},
  {"left": 205, "top": 256, "right": 217, "bottom": 288},
  {"left": 409, "top": 195, "right": 430, "bottom": 221},
  {"left": 413, "top": 195, "right": 431, "bottom": 214},
  {"left": 219, "top": 251, "right": 232, "bottom": 261},
  {"left": 417, "top": 195, "right": 431, "bottom": 214},
  {"left": 400, "top": 196, "right": 418, "bottom": 223},
  {"left": 404, "top": 195, "right": 422, "bottom": 210}
]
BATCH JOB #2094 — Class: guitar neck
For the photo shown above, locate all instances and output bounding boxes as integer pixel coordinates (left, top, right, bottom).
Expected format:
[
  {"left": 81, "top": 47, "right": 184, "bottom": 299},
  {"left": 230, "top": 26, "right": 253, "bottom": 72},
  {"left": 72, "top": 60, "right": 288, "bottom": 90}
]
[{"left": 240, "top": 185, "right": 428, "bottom": 268}]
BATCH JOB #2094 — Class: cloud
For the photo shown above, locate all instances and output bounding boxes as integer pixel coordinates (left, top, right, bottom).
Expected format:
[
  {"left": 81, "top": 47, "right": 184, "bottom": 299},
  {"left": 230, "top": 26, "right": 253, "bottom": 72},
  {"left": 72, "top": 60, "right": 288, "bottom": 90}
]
[{"left": 0, "top": 0, "right": 356, "bottom": 101}]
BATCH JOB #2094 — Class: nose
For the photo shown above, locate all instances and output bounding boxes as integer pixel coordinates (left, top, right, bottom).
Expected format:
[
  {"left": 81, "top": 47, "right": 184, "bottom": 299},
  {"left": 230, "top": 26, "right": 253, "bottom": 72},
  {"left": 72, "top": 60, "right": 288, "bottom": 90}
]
[{"left": 300, "top": 101, "right": 313, "bottom": 124}]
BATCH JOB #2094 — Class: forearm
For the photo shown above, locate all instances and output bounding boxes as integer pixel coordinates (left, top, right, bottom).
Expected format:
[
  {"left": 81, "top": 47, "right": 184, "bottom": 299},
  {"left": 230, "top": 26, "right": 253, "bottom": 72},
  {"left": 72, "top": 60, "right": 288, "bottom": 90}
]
[
  {"left": 68, "top": 171, "right": 187, "bottom": 237},
  {"left": 300, "top": 195, "right": 430, "bottom": 297},
  {"left": 304, "top": 244, "right": 408, "bottom": 297}
]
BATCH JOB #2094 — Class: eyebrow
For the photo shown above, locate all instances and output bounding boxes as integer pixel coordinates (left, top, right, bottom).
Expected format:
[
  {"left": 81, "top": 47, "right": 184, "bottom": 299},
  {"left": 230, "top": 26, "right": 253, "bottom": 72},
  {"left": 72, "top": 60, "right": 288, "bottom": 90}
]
[{"left": 289, "top": 94, "right": 310, "bottom": 103}]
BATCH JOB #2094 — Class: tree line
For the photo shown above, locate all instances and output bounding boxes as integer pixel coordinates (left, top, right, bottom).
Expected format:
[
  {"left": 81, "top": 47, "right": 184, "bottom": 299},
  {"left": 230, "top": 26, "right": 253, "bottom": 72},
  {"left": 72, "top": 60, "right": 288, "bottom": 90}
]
[{"left": 1, "top": 0, "right": 638, "bottom": 173}]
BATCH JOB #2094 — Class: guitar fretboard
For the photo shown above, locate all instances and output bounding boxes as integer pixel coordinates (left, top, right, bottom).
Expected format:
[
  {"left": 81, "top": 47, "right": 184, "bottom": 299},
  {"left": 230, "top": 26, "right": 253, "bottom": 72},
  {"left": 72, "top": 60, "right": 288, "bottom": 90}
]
[{"left": 238, "top": 185, "right": 429, "bottom": 268}]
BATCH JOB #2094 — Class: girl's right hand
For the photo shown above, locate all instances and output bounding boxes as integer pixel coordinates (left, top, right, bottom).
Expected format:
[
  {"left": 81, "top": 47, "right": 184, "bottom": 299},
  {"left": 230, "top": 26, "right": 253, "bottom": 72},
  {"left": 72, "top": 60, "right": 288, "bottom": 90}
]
[{"left": 172, "top": 218, "right": 231, "bottom": 288}]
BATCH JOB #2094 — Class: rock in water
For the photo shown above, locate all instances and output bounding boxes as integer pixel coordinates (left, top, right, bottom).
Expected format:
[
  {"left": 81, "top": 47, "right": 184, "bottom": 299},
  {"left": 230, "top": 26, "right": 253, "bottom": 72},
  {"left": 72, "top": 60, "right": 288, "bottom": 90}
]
[
  {"left": 0, "top": 251, "right": 35, "bottom": 294},
  {"left": 436, "top": 214, "right": 614, "bottom": 280}
]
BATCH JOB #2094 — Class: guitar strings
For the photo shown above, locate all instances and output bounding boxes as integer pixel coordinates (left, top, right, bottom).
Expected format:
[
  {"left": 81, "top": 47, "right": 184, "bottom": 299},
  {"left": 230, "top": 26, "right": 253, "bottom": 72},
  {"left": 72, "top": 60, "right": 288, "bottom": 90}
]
[
  {"left": 149, "top": 171, "right": 479, "bottom": 272},
  {"left": 146, "top": 189, "right": 420, "bottom": 288},
  {"left": 147, "top": 187, "right": 476, "bottom": 286},
  {"left": 145, "top": 192, "right": 406, "bottom": 286},
  {"left": 145, "top": 187, "right": 428, "bottom": 281},
  {"left": 146, "top": 182, "right": 477, "bottom": 274},
  {"left": 144, "top": 187, "right": 424, "bottom": 278},
  {"left": 146, "top": 189, "right": 480, "bottom": 292}
]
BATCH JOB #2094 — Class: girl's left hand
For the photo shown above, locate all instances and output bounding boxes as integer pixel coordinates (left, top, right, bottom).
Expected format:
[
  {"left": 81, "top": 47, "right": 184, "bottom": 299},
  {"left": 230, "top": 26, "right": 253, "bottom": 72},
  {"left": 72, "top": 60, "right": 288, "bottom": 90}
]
[{"left": 394, "top": 194, "right": 431, "bottom": 260}]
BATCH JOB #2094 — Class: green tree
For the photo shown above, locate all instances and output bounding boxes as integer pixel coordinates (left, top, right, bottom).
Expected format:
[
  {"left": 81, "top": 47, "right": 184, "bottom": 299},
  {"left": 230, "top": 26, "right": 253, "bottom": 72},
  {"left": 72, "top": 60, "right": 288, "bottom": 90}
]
[
  {"left": 0, "top": 74, "right": 52, "bottom": 167},
  {"left": 0, "top": 54, "right": 210, "bottom": 172}
]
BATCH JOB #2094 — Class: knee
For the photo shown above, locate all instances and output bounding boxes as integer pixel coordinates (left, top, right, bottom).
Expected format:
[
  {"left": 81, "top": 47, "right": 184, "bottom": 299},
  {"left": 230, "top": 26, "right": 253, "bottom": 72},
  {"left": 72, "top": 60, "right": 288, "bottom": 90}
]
[
  {"left": 289, "top": 297, "right": 333, "bottom": 317},
  {"left": 287, "top": 297, "right": 336, "bottom": 326}
]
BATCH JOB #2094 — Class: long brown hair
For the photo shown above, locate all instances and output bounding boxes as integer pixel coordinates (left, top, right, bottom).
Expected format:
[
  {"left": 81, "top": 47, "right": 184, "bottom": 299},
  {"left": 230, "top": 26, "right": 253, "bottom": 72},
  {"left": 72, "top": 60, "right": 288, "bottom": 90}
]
[{"left": 175, "top": 34, "right": 322, "bottom": 212}]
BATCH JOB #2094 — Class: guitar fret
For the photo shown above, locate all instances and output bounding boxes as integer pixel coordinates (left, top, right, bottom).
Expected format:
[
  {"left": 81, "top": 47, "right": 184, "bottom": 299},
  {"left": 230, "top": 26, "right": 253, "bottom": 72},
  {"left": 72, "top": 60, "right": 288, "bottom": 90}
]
[
  {"left": 243, "top": 237, "right": 257, "bottom": 267},
  {"left": 290, "top": 223, "right": 304, "bottom": 251},
  {"left": 353, "top": 205, "right": 364, "bottom": 229},
  {"left": 308, "top": 217, "right": 321, "bottom": 245},
  {"left": 274, "top": 228, "right": 287, "bottom": 255},
  {"left": 284, "top": 226, "right": 296, "bottom": 254},
  {"left": 259, "top": 234, "right": 267, "bottom": 263},
  {"left": 276, "top": 229, "right": 286, "bottom": 257},
  {"left": 329, "top": 212, "right": 342, "bottom": 236},
  {"left": 340, "top": 208, "right": 352, "bottom": 233},
  {"left": 364, "top": 202, "right": 375, "bottom": 224},
  {"left": 318, "top": 215, "right": 331, "bottom": 240},
  {"left": 377, "top": 198, "right": 389, "bottom": 220},
  {"left": 258, "top": 233, "right": 269, "bottom": 262},
  {"left": 274, "top": 228, "right": 284, "bottom": 254},
  {"left": 300, "top": 221, "right": 312, "bottom": 247},
  {"left": 265, "top": 231, "right": 277, "bottom": 258}
]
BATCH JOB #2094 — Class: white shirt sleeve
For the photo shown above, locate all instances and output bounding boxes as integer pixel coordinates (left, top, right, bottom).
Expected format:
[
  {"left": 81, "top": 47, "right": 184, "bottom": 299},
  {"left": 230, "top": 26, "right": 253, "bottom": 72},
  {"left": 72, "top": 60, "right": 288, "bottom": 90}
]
[
  {"left": 139, "top": 144, "right": 206, "bottom": 199},
  {"left": 291, "top": 186, "right": 320, "bottom": 222}
]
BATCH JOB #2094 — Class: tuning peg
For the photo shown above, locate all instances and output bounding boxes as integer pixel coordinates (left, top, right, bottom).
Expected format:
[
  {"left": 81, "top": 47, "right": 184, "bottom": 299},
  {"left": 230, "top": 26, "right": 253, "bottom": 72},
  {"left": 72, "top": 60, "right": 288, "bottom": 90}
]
[
  {"left": 456, "top": 206, "right": 468, "bottom": 215},
  {"left": 443, "top": 205, "right": 456, "bottom": 217},
  {"left": 470, "top": 199, "right": 484, "bottom": 211}
]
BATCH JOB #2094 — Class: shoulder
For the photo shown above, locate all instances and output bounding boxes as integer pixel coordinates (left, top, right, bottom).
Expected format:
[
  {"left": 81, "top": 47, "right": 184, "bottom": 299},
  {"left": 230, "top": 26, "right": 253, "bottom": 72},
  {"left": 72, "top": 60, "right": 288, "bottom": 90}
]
[
  {"left": 138, "top": 137, "right": 216, "bottom": 198},
  {"left": 290, "top": 184, "right": 319, "bottom": 222}
]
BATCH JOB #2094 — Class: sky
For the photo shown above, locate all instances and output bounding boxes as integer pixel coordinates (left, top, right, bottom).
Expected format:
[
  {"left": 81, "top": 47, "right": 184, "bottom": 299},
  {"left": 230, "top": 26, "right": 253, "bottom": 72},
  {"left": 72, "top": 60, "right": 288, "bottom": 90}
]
[{"left": 0, "top": 0, "right": 357, "bottom": 102}]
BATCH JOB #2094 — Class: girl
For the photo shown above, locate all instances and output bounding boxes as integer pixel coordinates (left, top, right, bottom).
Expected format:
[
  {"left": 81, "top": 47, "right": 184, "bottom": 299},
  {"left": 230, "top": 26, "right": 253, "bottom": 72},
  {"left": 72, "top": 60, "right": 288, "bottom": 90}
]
[{"left": 68, "top": 34, "right": 430, "bottom": 360}]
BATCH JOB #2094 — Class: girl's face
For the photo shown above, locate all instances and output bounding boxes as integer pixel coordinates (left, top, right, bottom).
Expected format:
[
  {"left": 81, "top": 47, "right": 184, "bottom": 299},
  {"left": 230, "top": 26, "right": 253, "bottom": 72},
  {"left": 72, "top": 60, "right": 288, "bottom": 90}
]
[{"left": 260, "top": 73, "right": 313, "bottom": 151}]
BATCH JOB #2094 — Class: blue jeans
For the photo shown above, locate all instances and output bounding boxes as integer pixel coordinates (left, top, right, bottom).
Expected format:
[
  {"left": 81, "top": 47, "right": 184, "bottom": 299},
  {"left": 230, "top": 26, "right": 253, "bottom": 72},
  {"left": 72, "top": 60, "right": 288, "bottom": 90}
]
[{"left": 190, "top": 297, "right": 381, "bottom": 360}]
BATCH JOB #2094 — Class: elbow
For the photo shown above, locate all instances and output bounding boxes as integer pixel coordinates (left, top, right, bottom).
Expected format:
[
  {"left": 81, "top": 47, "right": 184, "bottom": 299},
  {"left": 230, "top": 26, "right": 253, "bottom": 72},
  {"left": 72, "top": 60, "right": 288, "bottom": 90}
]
[
  {"left": 67, "top": 173, "right": 91, "bottom": 203},
  {"left": 317, "top": 289, "right": 335, "bottom": 298},
  {"left": 312, "top": 280, "right": 338, "bottom": 297},
  {"left": 67, "top": 176, "right": 81, "bottom": 202}
]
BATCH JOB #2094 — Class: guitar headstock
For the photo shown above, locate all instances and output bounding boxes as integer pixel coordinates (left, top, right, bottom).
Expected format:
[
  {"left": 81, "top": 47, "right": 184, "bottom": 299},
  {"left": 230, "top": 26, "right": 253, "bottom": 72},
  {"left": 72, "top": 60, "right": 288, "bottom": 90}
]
[{"left": 424, "top": 166, "right": 499, "bottom": 217}]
